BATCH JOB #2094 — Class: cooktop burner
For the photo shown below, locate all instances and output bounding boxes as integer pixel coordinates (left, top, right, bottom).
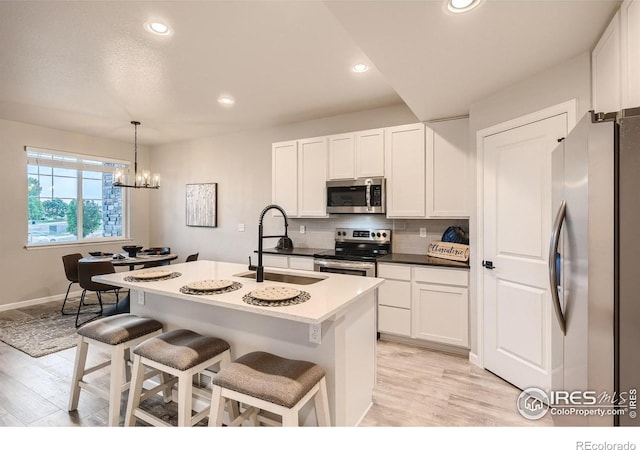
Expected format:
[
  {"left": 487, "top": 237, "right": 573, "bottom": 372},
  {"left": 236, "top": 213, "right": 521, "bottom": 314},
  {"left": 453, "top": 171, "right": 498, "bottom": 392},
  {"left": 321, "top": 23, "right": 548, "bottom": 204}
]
[{"left": 313, "top": 228, "right": 391, "bottom": 262}]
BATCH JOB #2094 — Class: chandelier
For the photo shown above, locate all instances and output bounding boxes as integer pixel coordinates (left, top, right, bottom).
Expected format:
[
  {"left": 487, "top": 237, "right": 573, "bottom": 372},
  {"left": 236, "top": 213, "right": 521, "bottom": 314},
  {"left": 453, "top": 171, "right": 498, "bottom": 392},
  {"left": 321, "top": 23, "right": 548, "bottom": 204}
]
[{"left": 113, "top": 121, "right": 160, "bottom": 189}]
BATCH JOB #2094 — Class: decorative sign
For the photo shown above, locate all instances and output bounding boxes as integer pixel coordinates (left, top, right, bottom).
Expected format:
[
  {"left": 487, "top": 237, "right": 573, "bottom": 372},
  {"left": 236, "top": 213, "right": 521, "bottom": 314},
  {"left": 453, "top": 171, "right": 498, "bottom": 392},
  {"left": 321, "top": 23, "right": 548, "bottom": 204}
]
[
  {"left": 186, "top": 183, "right": 217, "bottom": 227},
  {"left": 427, "top": 241, "right": 470, "bottom": 262}
]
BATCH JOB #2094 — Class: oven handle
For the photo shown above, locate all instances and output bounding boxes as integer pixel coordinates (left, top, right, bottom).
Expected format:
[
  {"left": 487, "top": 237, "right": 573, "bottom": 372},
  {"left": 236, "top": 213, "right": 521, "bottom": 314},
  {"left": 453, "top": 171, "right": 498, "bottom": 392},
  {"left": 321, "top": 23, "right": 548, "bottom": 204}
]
[{"left": 313, "top": 259, "right": 375, "bottom": 270}]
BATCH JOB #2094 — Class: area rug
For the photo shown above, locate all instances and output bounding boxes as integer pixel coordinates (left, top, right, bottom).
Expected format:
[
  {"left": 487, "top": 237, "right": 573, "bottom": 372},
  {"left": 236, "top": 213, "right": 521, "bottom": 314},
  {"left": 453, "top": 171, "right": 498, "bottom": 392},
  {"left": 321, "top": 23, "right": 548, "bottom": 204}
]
[{"left": 0, "top": 296, "right": 110, "bottom": 358}]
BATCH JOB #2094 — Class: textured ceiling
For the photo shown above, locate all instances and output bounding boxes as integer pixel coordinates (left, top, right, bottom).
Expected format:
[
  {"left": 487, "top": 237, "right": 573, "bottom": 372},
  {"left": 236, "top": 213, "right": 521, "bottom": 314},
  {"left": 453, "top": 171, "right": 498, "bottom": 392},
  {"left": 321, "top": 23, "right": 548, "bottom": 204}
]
[{"left": 0, "top": 1, "right": 621, "bottom": 145}]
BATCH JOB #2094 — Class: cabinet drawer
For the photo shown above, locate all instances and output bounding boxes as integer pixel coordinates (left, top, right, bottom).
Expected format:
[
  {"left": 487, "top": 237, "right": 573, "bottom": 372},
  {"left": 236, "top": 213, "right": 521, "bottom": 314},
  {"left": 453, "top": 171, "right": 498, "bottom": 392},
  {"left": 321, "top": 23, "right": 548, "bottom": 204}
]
[
  {"left": 377, "top": 263, "right": 411, "bottom": 281},
  {"left": 289, "top": 256, "right": 314, "bottom": 271},
  {"left": 378, "top": 305, "right": 411, "bottom": 337},
  {"left": 413, "top": 266, "right": 468, "bottom": 287},
  {"left": 378, "top": 279, "right": 411, "bottom": 308},
  {"left": 262, "top": 255, "right": 288, "bottom": 269}
]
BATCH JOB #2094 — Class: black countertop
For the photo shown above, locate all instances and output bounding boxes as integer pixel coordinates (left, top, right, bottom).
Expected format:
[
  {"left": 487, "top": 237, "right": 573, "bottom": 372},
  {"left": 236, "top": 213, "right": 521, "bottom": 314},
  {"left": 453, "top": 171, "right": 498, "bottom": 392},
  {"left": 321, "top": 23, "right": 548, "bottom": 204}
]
[
  {"left": 257, "top": 247, "right": 332, "bottom": 257},
  {"left": 377, "top": 253, "right": 470, "bottom": 269}
]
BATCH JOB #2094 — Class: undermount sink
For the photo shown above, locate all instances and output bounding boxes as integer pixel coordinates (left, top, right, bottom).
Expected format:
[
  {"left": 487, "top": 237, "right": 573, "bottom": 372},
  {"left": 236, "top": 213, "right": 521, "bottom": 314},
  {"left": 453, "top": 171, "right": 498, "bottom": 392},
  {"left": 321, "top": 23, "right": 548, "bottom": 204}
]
[{"left": 234, "top": 271, "right": 325, "bottom": 285}]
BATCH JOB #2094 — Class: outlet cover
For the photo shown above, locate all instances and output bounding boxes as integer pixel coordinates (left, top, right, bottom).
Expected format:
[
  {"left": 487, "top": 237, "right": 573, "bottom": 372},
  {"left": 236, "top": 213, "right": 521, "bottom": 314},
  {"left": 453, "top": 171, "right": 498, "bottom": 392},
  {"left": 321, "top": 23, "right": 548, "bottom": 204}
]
[
  {"left": 137, "top": 290, "right": 145, "bottom": 305},
  {"left": 300, "top": 225, "right": 306, "bottom": 234},
  {"left": 419, "top": 227, "right": 427, "bottom": 238},
  {"left": 237, "top": 223, "right": 245, "bottom": 232}
]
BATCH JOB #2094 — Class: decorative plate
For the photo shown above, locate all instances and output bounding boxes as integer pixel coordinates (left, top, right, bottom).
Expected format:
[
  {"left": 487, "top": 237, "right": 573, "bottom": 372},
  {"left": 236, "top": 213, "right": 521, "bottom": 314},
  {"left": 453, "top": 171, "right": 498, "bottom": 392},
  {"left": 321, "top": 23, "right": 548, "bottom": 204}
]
[
  {"left": 250, "top": 286, "right": 301, "bottom": 301},
  {"left": 186, "top": 279, "right": 234, "bottom": 292},
  {"left": 131, "top": 270, "right": 173, "bottom": 280}
]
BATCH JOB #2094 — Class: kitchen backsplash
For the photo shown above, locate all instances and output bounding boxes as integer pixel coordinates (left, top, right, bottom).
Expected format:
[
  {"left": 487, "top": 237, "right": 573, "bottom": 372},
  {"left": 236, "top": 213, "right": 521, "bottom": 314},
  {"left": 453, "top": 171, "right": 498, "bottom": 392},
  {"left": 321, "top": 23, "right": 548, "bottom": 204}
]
[{"left": 277, "top": 216, "right": 469, "bottom": 255}]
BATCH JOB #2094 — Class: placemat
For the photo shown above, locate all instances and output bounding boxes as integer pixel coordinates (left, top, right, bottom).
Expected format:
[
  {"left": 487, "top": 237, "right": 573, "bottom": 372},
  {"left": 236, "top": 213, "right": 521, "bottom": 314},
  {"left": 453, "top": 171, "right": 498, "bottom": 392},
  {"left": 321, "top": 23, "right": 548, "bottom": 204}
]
[
  {"left": 242, "top": 291, "right": 310, "bottom": 307},
  {"left": 124, "top": 272, "right": 182, "bottom": 282},
  {"left": 179, "top": 281, "right": 243, "bottom": 295}
]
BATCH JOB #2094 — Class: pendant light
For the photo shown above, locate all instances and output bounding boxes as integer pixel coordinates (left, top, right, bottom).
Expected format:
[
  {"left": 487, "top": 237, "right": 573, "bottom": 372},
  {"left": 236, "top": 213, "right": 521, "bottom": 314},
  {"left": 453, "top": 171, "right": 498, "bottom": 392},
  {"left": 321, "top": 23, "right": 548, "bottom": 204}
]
[{"left": 113, "top": 121, "right": 160, "bottom": 189}]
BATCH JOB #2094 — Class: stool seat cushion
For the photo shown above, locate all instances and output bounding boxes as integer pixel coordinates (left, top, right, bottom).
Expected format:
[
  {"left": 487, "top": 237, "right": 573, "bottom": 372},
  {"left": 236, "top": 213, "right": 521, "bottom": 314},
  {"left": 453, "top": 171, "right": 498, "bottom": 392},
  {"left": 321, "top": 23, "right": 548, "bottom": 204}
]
[
  {"left": 133, "top": 329, "right": 230, "bottom": 371},
  {"left": 211, "top": 351, "right": 325, "bottom": 409},
  {"left": 77, "top": 314, "right": 163, "bottom": 345}
]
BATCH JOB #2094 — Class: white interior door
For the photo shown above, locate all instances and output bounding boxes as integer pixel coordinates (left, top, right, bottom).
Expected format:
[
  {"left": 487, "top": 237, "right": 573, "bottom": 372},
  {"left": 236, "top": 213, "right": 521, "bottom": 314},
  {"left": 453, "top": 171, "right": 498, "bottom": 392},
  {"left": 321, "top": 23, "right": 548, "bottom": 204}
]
[{"left": 483, "top": 114, "right": 567, "bottom": 392}]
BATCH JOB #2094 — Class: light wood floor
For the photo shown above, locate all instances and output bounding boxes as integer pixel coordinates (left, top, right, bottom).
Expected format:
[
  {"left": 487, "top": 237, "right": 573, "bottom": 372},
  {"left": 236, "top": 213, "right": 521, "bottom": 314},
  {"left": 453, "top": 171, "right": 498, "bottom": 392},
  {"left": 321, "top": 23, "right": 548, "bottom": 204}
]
[{"left": 0, "top": 325, "right": 553, "bottom": 427}]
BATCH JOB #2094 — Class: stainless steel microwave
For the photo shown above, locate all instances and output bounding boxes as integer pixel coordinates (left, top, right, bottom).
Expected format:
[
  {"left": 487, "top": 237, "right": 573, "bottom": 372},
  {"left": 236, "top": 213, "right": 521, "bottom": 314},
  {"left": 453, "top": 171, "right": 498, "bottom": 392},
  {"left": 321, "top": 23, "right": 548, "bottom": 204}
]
[{"left": 326, "top": 178, "right": 386, "bottom": 214}]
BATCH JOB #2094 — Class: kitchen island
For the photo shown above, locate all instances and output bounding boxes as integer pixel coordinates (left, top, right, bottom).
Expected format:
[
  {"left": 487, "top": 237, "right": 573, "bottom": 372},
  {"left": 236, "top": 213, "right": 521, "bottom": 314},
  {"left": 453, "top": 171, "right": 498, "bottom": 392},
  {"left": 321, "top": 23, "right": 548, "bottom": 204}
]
[{"left": 94, "top": 259, "right": 383, "bottom": 426}]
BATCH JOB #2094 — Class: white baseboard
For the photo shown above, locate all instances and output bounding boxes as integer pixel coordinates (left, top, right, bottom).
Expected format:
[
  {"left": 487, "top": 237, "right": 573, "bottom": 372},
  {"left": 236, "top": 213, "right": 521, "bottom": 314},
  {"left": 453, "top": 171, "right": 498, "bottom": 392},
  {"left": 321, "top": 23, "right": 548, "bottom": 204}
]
[
  {"left": 378, "top": 333, "right": 469, "bottom": 357},
  {"left": 0, "top": 290, "right": 83, "bottom": 312},
  {"left": 469, "top": 351, "right": 481, "bottom": 368}
]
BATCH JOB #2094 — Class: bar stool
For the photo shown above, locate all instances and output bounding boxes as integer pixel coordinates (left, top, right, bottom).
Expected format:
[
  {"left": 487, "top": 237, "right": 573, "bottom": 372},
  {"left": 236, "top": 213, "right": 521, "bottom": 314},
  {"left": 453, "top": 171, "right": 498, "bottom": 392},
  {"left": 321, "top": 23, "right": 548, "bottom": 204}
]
[
  {"left": 68, "top": 314, "right": 164, "bottom": 426},
  {"left": 125, "top": 329, "right": 233, "bottom": 427},
  {"left": 208, "top": 351, "right": 331, "bottom": 427}
]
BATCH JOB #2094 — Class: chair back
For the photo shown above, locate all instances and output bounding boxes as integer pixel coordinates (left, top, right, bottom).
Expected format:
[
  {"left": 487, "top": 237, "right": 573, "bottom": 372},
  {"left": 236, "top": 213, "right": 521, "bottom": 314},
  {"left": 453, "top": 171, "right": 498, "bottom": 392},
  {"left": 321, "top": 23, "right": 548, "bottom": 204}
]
[
  {"left": 186, "top": 253, "right": 199, "bottom": 262},
  {"left": 62, "top": 253, "right": 83, "bottom": 283},
  {"left": 78, "top": 261, "right": 117, "bottom": 292}
]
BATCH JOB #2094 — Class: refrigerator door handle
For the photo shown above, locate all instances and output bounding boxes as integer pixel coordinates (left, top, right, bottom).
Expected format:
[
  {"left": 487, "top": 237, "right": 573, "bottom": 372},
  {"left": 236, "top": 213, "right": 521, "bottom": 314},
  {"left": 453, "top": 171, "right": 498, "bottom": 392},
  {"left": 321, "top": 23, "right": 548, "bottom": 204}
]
[{"left": 549, "top": 200, "right": 567, "bottom": 335}]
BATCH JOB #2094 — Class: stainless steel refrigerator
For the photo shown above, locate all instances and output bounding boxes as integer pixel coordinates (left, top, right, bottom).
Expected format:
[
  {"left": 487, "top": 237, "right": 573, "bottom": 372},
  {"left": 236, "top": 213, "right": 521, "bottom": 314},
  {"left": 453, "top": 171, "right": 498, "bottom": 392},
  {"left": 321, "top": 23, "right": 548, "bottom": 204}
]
[{"left": 550, "top": 107, "right": 640, "bottom": 426}]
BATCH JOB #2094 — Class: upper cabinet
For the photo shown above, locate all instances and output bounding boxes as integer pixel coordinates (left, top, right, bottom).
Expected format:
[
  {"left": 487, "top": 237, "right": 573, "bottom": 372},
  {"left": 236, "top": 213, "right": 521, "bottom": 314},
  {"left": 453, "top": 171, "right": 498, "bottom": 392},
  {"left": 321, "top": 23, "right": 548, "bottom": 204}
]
[
  {"left": 272, "top": 140, "right": 298, "bottom": 217},
  {"left": 385, "top": 123, "right": 427, "bottom": 218},
  {"left": 272, "top": 137, "right": 328, "bottom": 218},
  {"left": 327, "top": 128, "right": 384, "bottom": 180},
  {"left": 427, "top": 118, "right": 470, "bottom": 218},
  {"left": 273, "top": 119, "right": 470, "bottom": 220},
  {"left": 593, "top": 1, "right": 640, "bottom": 112}
]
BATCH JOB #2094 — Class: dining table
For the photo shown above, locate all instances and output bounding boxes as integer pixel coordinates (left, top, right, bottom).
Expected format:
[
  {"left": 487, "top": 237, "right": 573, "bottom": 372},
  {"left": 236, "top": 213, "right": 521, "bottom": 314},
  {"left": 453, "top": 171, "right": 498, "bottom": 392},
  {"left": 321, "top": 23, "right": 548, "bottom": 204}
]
[{"left": 79, "top": 252, "right": 179, "bottom": 315}]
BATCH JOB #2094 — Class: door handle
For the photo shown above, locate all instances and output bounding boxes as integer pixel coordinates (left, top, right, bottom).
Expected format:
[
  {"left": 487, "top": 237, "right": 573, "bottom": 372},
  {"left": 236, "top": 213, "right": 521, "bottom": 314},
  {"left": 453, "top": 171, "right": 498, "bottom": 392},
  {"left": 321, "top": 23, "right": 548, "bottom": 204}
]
[
  {"left": 482, "top": 260, "right": 494, "bottom": 270},
  {"left": 549, "top": 200, "right": 567, "bottom": 335}
]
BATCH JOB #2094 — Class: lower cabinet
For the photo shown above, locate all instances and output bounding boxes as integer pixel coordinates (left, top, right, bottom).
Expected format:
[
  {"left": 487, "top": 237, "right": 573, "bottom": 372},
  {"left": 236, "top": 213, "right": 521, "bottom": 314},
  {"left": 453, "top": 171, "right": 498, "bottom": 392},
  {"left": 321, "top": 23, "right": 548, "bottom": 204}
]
[
  {"left": 261, "top": 254, "right": 314, "bottom": 271},
  {"left": 377, "top": 262, "right": 469, "bottom": 349}
]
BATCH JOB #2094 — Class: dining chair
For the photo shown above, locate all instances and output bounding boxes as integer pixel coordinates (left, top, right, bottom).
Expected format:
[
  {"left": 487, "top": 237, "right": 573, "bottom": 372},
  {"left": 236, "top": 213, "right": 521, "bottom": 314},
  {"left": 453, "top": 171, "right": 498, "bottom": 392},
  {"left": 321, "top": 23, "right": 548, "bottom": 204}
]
[
  {"left": 185, "top": 253, "right": 199, "bottom": 262},
  {"left": 142, "top": 246, "right": 172, "bottom": 269},
  {"left": 61, "top": 253, "right": 83, "bottom": 315},
  {"left": 76, "top": 261, "right": 121, "bottom": 328}
]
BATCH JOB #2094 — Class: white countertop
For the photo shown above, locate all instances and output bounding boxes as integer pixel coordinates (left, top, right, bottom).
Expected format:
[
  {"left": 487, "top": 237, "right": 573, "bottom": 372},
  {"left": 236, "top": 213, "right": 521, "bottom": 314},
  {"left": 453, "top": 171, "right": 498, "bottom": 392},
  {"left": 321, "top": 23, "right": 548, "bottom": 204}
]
[{"left": 94, "top": 260, "right": 383, "bottom": 324}]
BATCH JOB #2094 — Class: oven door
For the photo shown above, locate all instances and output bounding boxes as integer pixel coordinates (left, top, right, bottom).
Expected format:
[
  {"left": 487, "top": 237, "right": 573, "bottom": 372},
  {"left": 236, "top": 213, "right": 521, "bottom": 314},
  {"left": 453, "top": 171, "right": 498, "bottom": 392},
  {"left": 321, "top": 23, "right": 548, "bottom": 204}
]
[{"left": 313, "top": 259, "right": 375, "bottom": 277}]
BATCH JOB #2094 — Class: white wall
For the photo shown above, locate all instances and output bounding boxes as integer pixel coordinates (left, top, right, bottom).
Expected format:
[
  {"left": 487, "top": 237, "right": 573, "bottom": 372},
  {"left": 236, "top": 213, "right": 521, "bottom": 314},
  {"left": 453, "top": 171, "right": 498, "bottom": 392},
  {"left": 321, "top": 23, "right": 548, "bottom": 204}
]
[
  {"left": 467, "top": 51, "right": 592, "bottom": 357},
  {"left": 0, "top": 119, "right": 151, "bottom": 308},
  {"left": 148, "top": 104, "right": 420, "bottom": 264}
]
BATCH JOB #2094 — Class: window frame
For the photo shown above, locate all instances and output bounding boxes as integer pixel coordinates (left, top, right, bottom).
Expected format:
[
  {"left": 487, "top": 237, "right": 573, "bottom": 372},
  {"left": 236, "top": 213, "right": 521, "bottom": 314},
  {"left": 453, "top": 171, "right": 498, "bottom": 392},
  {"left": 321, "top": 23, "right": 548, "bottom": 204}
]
[{"left": 25, "top": 146, "right": 131, "bottom": 248}]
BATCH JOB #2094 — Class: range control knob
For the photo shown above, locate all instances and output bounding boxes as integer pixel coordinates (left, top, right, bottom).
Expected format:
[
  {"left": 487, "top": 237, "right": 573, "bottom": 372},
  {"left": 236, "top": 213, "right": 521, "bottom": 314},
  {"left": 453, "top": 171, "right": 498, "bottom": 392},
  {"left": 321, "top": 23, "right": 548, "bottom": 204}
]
[
  {"left": 376, "top": 232, "right": 381, "bottom": 237},
  {"left": 382, "top": 233, "right": 387, "bottom": 238}
]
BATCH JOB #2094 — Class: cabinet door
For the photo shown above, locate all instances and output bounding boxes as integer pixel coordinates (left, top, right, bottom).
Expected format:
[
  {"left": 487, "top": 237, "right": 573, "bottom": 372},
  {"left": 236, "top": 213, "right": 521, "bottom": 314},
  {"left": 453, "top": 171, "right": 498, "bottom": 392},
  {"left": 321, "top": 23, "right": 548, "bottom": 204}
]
[
  {"left": 412, "top": 283, "right": 469, "bottom": 348},
  {"left": 262, "top": 254, "right": 289, "bottom": 269},
  {"left": 378, "top": 278, "right": 411, "bottom": 309},
  {"left": 298, "top": 137, "right": 328, "bottom": 217},
  {"left": 328, "top": 133, "right": 355, "bottom": 180},
  {"left": 289, "top": 256, "right": 314, "bottom": 271},
  {"left": 384, "top": 123, "right": 426, "bottom": 217},
  {"left": 272, "top": 141, "right": 298, "bottom": 217},
  {"left": 378, "top": 305, "right": 411, "bottom": 337},
  {"left": 592, "top": 11, "right": 621, "bottom": 113},
  {"left": 427, "top": 119, "right": 470, "bottom": 218},
  {"left": 621, "top": 0, "right": 640, "bottom": 108},
  {"left": 355, "top": 128, "right": 384, "bottom": 178}
]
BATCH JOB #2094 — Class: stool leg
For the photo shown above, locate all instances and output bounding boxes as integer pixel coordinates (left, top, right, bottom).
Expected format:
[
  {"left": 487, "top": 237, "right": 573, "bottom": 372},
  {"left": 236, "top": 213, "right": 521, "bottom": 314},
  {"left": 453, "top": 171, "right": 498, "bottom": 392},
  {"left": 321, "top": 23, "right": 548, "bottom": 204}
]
[
  {"left": 208, "top": 385, "right": 225, "bottom": 427},
  {"left": 124, "top": 355, "right": 145, "bottom": 427},
  {"left": 124, "top": 348, "right": 132, "bottom": 382},
  {"left": 177, "top": 372, "right": 193, "bottom": 427},
  {"left": 281, "top": 410, "right": 299, "bottom": 427},
  {"left": 108, "top": 344, "right": 125, "bottom": 426},
  {"left": 68, "top": 335, "right": 89, "bottom": 411},
  {"left": 313, "top": 377, "right": 331, "bottom": 426}
]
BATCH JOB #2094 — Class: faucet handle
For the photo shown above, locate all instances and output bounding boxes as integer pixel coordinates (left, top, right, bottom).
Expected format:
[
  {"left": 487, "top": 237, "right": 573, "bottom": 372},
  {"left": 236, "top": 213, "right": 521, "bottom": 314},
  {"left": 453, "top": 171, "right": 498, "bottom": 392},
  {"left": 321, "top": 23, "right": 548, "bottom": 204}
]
[{"left": 248, "top": 256, "right": 257, "bottom": 271}]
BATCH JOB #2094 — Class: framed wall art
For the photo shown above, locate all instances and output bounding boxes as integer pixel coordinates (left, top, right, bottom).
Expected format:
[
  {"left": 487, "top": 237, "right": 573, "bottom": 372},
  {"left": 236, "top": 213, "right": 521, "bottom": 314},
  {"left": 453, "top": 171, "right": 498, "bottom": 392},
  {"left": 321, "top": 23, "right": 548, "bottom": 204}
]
[{"left": 186, "top": 183, "right": 217, "bottom": 227}]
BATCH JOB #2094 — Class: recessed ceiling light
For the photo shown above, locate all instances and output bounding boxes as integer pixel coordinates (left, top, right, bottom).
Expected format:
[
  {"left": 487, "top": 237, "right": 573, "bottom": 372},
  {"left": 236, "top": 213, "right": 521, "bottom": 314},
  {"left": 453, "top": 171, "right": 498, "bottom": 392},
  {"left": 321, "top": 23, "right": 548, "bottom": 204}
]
[
  {"left": 145, "top": 21, "right": 171, "bottom": 36},
  {"left": 218, "top": 95, "right": 235, "bottom": 106},
  {"left": 352, "top": 63, "right": 370, "bottom": 73},
  {"left": 446, "top": 0, "right": 482, "bottom": 13}
]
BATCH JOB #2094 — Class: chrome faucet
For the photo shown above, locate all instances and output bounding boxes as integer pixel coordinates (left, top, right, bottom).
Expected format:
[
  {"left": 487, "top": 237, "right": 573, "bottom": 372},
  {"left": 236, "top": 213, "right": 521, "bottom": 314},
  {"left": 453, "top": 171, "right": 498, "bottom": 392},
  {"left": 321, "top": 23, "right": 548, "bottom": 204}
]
[{"left": 254, "top": 204, "right": 289, "bottom": 282}]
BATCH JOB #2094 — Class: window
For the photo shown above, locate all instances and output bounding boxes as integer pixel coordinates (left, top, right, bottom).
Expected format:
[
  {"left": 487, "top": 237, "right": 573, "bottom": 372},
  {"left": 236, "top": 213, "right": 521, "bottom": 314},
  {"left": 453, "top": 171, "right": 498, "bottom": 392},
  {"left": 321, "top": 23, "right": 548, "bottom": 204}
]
[{"left": 26, "top": 147, "right": 128, "bottom": 246}]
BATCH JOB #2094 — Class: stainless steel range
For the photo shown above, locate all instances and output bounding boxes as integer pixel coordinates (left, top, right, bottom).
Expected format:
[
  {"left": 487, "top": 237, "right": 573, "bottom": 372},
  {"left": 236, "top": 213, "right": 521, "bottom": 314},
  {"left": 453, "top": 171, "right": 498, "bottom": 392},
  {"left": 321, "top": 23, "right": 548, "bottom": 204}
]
[{"left": 313, "top": 228, "right": 391, "bottom": 277}]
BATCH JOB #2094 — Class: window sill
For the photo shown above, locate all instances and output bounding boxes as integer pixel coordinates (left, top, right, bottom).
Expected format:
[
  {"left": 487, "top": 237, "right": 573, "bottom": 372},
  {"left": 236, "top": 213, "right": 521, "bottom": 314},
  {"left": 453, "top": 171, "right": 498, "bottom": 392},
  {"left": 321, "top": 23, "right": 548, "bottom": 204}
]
[{"left": 24, "top": 238, "right": 135, "bottom": 250}]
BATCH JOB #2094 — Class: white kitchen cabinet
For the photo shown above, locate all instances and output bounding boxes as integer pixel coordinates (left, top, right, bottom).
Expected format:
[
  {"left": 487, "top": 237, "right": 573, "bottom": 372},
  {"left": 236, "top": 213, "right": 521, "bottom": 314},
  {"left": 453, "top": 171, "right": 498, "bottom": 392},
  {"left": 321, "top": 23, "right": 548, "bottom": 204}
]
[
  {"left": 261, "top": 254, "right": 315, "bottom": 271},
  {"left": 377, "top": 263, "right": 412, "bottom": 337},
  {"left": 412, "top": 265, "right": 469, "bottom": 348},
  {"left": 384, "top": 123, "right": 427, "bottom": 217},
  {"left": 427, "top": 118, "right": 470, "bottom": 218},
  {"left": 298, "top": 136, "right": 328, "bottom": 217},
  {"left": 327, "top": 128, "right": 384, "bottom": 180},
  {"left": 272, "top": 137, "right": 327, "bottom": 218},
  {"left": 621, "top": 0, "right": 640, "bottom": 108},
  {"left": 272, "top": 140, "right": 298, "bottom": 217},
  {"left": 593, "top": 11, "right": 621, "bottom": 113},
  {"left": 377, "top": 262, "right": 469, "bottom": 349}
]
